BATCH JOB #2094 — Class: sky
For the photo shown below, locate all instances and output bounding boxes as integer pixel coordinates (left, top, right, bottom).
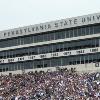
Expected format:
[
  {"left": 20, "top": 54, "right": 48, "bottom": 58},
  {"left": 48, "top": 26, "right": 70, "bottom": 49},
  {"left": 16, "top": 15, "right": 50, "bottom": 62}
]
[{"left": 0, "top": 0, "right": 100, "bottom": 31}]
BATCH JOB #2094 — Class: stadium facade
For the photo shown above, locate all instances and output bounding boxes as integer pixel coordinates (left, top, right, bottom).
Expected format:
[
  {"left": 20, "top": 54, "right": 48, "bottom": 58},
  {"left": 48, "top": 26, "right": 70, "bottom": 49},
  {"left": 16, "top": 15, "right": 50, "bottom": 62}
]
[{"left": 0, "top": 13, "right": 100, "bottom": 74}]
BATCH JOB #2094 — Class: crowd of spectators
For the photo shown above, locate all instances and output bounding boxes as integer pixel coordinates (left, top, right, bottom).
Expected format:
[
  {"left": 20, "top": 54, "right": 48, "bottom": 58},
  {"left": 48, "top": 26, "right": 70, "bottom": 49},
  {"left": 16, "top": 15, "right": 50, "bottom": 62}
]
[{"left": 0, "top": 68, "right": 100, "bottom": 100}]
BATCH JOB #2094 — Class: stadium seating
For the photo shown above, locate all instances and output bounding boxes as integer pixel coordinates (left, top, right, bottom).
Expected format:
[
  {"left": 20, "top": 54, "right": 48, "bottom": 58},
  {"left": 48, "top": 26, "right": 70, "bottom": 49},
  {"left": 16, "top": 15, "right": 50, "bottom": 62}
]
[{"left": 0, "top": 68, "right": 100, "bottom": 100}]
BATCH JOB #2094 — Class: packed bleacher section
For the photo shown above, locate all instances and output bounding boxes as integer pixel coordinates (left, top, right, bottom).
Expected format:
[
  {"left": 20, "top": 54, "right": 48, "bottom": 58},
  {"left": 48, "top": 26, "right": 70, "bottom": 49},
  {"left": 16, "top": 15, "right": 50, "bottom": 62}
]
[{"left": 0, "top": 68, "right": 100, "bottom": 100}]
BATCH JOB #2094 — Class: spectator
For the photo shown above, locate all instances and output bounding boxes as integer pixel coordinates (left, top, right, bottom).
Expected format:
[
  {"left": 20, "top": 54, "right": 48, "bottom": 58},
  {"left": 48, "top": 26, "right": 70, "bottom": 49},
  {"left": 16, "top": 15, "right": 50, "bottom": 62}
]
[{"left": 0, "top": 68, "right": 99, "bottom": 100}]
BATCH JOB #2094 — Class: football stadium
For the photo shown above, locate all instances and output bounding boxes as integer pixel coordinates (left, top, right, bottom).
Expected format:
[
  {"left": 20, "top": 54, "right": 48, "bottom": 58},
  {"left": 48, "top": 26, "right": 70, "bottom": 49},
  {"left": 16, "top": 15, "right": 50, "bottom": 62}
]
[{"left": 0, "top": 13, "right": 100, "bottom": 99}]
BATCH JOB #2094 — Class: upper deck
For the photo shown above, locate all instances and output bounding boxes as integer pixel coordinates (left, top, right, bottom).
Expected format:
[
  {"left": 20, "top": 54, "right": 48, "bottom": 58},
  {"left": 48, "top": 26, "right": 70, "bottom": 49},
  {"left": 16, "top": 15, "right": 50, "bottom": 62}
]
[{"left": 0, "top": 12, "right": 100, "bottom": 40}]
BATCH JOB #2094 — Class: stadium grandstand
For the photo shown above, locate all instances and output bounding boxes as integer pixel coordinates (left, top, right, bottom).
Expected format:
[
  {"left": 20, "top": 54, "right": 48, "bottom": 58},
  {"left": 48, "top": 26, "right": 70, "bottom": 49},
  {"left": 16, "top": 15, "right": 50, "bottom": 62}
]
[
  {"left": 0, "top": 13, "right": 100, "bottom": 99},
  {"left": 0, "top": 13, "right": 100, "bottom": 74}
]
